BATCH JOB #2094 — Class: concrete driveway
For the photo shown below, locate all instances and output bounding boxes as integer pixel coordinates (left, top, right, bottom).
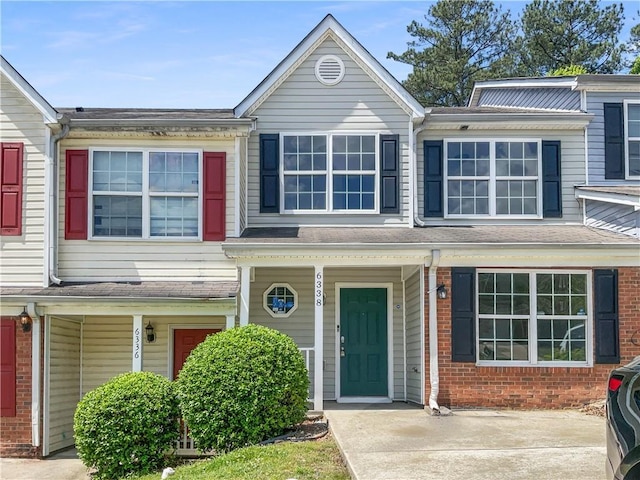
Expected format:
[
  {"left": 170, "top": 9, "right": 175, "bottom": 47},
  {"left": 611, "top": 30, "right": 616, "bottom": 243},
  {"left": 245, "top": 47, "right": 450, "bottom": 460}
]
[
  {"left": 1, "top": 404, "right": 606, "bottom": 480},
  {"left": 324, "top": 403, "right": 606, "bottom": 480}
]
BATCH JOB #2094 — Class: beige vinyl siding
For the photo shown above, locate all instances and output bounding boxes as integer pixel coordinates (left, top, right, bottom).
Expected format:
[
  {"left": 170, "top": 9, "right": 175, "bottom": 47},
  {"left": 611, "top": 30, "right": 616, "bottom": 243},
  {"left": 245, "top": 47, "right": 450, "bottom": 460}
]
[
  {"left": 417, "top": 129, "right": 586, "bottom": 224},
  {"left": 250, "top": 267, "right": 316, "bottom": 399},
  {"left": 81, "top": 316, "right": 131, "bottom": 394},
  {"left": 586, "top": 91, "right": 640, "bottom": 184},
  {"left": 141, "top": 316, "right": 228, "bottom": 379},
  {"left": 247, "top": 38, "right": 412, "bottom": 227},
  {"left": 0, "top": 75, "right": 48, "bottom": 286},
  {"left": 47, "top": 318, "right": 81, "bottom": 454},
  {"left": 58, "top": 138, "right": 238, "bottom": 282},
  {"left": 248, "top": 266, "right": 405, "bottom": 400},
  {"left": 404, "top": 269, "right": 423, "bottom": 404}
]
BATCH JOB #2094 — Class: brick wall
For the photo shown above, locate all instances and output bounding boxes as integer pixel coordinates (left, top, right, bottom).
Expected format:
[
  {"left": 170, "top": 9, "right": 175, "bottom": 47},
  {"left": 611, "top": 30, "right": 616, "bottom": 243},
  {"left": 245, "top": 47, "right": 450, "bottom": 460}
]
[
  {"left": 425, "top": 267, "right": 640, "bottom": 409},
  {"left": 0, "top": 317, "right": 41, "bottom": 457}
]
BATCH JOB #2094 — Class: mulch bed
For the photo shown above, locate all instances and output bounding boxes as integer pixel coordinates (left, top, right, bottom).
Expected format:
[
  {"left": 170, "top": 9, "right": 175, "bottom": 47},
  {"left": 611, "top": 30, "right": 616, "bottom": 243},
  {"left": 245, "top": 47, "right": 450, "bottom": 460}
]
[
  {"left": 579, "top": 400, "right": 606, "bottom": 417},
  {"left": 261, "top": 415, "right": 329, "bottom": 444}
]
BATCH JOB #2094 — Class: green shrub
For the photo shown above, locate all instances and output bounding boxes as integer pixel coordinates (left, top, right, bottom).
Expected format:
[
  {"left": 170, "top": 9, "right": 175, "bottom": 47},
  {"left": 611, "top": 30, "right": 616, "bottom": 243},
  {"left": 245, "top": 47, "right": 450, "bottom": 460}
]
[
  {"left": 73, "top": 371, "right": 180, "bottom": 480},
  {"left": 176, "top": 324, "right": 309, "bottom": 453}
]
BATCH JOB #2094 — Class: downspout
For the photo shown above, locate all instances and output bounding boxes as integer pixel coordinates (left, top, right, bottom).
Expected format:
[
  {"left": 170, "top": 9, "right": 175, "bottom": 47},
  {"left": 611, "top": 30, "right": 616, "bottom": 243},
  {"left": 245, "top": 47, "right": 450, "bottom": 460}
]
[
  {"left": 427, "top": 249, "right": 441, "bottom": 413},
  {"left": 413, "top": 110, "right": 431, "bottom": 227},
  {"left": 27, "top": 302, "right": 41, "bottom": 448},
  {"left": 48, "top": 120, "right": 70, "bottom": 285}
]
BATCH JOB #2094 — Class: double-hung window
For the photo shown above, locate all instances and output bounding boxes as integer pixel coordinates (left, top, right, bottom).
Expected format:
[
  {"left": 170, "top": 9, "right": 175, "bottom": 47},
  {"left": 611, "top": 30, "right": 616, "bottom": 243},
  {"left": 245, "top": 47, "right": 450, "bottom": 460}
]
[
  {"left": 91, "top": 149, "right": 200, "bottom": 239},
  {"left": 282, "top": 133, "right": 377, "bottom": 213},
  {"left": 477, "top": 270, "right": 590, "bottom": 366},
  {"left": 445, "top": 140, "right": 541, "bottom": 218},
  {"left": 625, "top": 100, "right": 640, "bottom": 179}
]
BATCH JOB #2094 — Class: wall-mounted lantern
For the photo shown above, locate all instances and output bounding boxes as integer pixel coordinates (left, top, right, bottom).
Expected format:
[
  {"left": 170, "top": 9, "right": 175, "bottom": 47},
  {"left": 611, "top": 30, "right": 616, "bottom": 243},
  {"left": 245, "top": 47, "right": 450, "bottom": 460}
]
[
  {"left": 437, "top": 284, "right": 448, "bottom": 299},
  {"left": 18, "top": 309, "right": 32, "bottom": 332},
  {"left": 145, "top": 322, "right": 156, "bottom": 343}
]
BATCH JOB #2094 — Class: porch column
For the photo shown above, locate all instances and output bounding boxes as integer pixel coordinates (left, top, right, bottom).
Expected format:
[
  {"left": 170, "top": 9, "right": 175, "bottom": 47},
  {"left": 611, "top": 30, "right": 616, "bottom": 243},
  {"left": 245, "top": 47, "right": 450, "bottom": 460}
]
[
  {"left": 225, "top": 314, "right": 236, "bottom": 329},
  {"left": 132, "top": 315, "right": 142, "bottom": 371},
  {"left": 313, "top": 265, "right": 324, "bottom": 411},
  {"left": 239, "top": 266, "right": 251, "bottom": 326}
]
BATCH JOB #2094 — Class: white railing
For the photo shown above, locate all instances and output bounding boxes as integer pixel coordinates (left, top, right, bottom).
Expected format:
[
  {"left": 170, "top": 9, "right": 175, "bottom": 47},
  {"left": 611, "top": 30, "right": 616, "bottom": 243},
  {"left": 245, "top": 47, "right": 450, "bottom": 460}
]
[
  {"left": 298, "top": 347, "right": 314, "bottom": 402},
  {"left": 174, "top": 347, "right": 316, "bottom": 456},
  {"left": 175, "top": 420, "right": 206, "bottom": 456}
]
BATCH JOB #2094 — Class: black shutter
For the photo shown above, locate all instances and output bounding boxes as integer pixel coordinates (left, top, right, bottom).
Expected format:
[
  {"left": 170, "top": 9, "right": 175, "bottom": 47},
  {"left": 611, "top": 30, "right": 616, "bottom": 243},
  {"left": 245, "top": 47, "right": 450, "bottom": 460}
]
[
  {"left": 542, "top": 140, "right": 562, "bottom": 218},
  {"left": 451, "top": 267, "right": 476, "bottom": 362},
  {"left": 380, "top": 134, "right": 399, "bottom": 214},
  {"left": 259, "top": 134, "right": 279, "bottom": 213},
  {"left": 424, "top": 140, "right": 444, "bottom": 217},
  {"left": 594, "top": 269, "right": 620, "bottom": 364},
  {"left": 604, "top": 103, "right": 624, "bottom": 180}
]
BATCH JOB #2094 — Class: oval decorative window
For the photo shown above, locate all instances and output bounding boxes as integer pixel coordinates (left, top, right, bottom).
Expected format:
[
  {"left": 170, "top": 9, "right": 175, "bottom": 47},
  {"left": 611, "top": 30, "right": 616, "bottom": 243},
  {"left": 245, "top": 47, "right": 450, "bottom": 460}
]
[
  {"left": 263, "top": 283, "right": 298, "bottom": 318},
  {"left": 315, "top": 55, "right": 345, "bottom": 86}
]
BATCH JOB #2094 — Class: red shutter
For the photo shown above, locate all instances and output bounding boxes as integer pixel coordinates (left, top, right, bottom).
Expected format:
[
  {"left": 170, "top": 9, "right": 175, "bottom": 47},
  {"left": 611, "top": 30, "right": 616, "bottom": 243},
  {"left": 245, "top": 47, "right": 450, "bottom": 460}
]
[
  {"left": 0, "top": 142, "right": 24, "bottom": 236},
  {"left": 65, "top": 150, "right": 88, "bottom": 239},
  {"left": 203, "top": 152, "right": 226, "bottom": 241},
  {"left": 0, "top": 320, "right": 16, "bottom": 417}
]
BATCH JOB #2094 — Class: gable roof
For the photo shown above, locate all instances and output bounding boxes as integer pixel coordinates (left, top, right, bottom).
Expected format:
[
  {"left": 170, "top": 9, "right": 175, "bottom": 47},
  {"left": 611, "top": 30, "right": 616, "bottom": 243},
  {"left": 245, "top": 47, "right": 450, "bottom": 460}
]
[
  {"left": 234, "top": 14, "right": 424, "bottom": 119},
  {"left": 1, "top": 55, "right": 60, "bottom": 124}
]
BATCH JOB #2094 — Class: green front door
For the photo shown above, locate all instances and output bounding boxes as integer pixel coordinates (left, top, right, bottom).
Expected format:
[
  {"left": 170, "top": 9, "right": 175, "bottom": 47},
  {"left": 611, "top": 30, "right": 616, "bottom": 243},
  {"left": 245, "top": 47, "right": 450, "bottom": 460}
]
[{"left": 340, "top": 288, "right": 388, "bottom": 397}]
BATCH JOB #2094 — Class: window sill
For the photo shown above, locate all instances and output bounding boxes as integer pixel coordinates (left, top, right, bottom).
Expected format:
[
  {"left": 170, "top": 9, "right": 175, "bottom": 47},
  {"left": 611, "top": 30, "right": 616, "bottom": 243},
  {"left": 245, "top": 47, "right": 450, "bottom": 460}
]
[{"left": 476, "top": 361, "right": 592, "bottom": 368}]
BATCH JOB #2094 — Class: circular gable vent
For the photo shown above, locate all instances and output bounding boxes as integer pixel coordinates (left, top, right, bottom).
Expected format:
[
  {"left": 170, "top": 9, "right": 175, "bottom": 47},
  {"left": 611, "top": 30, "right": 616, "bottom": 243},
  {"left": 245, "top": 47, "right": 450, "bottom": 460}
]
[{"left": 315, "top": 55, "right": 345, "bottom": 86}]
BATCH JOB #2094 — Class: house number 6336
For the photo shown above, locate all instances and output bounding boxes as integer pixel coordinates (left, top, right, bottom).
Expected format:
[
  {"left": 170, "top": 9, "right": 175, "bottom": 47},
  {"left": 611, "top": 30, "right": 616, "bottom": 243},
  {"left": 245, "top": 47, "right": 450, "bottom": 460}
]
[{"left": 315, "top": 271, "right": 323, "bottom": 306}]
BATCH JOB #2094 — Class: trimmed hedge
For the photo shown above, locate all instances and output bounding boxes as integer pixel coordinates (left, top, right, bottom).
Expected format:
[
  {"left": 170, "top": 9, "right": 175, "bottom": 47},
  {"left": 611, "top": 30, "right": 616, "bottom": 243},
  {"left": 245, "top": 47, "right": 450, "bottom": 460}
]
[
  {"left": 73, "top": 371, "right": 180, "bottom": 480},
  {"left": 176, "top": 324, "right": 309, "bottom": 453}
]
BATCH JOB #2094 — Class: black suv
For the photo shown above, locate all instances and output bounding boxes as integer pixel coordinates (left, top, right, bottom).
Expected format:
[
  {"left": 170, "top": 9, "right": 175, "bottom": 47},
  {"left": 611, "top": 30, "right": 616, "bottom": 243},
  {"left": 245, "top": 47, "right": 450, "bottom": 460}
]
[{"left": 606, "top": 356, "right": 640, "bottom": 479}]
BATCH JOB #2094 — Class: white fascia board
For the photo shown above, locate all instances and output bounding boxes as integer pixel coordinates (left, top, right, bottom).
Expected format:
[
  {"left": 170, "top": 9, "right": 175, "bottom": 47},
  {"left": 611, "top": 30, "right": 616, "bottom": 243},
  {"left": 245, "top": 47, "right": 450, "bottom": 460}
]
[
  {"left": 68, "top": 118, "right": 254, "bottom": 128},
  {"left": 234, "top": 15, "right": 424, "bottom": 119},
  {"left": 575, "top": 190, "right": 640, "bottom": 209},
  {"left": 1, "top": 56, "right": 60, "bottom": 124},
  {"left": 228, "top": 242, "right": 640, "bottom": 268},
  {"left": 473, "top": 77, "right": 579, "bottom": 90},
  {"left": 425, "top": 112, "right": 593, "bottom": 129},
  {"left": 0, "top": 299, "right": 237, "bottom": 318},
  {"left": 574, "top": 75, "right": 640, "bottom": 92}
]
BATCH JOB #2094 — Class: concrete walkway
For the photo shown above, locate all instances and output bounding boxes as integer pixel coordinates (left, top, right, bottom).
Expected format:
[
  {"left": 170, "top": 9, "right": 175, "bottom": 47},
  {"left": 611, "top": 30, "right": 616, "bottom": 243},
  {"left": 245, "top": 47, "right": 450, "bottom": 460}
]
[
  {"left": 324, "top": 403, "right": 606, "bottom": 480},
  {"left": 0, "top": 448, "right": 89, "bottom": 480}
]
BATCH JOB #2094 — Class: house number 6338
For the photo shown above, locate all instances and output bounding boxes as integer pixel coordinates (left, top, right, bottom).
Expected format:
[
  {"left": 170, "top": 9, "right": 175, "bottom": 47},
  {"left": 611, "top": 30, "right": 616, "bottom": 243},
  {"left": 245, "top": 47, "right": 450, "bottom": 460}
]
[{"left": 315, "top": 271, "right": 323, "bottom": 306}]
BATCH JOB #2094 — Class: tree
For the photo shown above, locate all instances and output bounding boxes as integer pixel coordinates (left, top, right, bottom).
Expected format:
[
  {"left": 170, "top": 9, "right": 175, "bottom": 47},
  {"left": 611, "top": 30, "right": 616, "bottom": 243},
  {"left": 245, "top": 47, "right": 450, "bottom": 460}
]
[
  {"left": 628, "top": 22, "right": 639, "bottom": 73},
  {"left": 547, "top": 64, "right": 588, "bottom": 76},
  {"left": 387, "top": 0, "right": 518, "bottom": 107},
  {"left": 519, "top": 0, "right": 625, "bottom": 75}
]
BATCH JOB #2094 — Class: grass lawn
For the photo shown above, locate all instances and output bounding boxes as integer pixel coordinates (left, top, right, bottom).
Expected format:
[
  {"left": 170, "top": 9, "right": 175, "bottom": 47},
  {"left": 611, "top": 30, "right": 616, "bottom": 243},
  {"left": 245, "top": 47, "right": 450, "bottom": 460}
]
[{"left": 131, "top": 438, "right": 350, "bottom": 480}]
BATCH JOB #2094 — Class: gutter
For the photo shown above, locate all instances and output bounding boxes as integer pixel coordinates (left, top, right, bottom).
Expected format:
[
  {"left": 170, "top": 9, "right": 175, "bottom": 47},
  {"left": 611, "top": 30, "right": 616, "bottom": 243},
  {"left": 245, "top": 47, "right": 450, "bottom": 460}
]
[
  {"left": 427, "top": 250, "right": 441, "bottom": 414},
  {"left": 47, "top": 120, "right": 69, "bottom": 286},
  {"left": 0, "top": 295, "right": 237, "bottom": 304},
  {"left": 426, "top": 112, "right": 594, "bottom": 125},
  {"left": 67, "top": 118, "right": 255, "bottom": 128}
]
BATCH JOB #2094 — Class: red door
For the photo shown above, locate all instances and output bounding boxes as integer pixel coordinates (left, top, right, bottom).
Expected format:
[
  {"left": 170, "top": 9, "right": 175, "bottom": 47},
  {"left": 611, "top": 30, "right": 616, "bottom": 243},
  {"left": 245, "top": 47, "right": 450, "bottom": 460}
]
[{"left": 173, "top": 329, "right": 219, "bottom": 379}]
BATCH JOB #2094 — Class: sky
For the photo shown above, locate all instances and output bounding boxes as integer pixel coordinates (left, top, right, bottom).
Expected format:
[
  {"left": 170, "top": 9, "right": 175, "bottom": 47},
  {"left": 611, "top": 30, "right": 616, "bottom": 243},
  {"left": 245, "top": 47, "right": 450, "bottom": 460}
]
[{"left": 1, "top": 1, "right": 638, "bottom": 109}]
